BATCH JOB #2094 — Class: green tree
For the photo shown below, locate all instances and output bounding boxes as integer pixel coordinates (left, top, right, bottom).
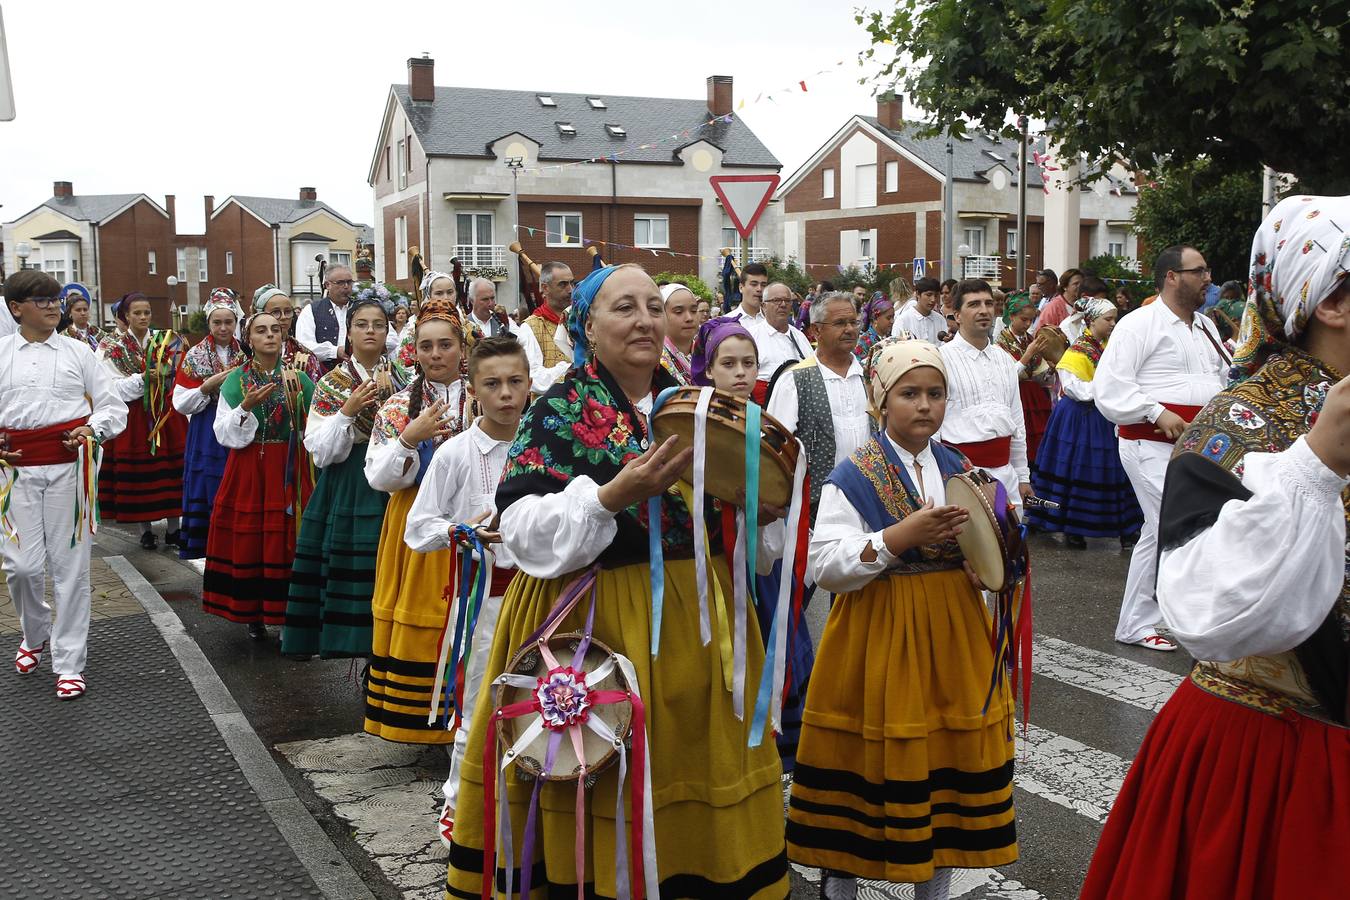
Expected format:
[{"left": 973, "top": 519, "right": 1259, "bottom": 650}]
[
  {"left": 859, "top": 1, "right": 1350, "bottom": 187},
  {"left": 652, "top": 271, "right": 714, "bottom": 302},
  {"left": 1131, "top": 159, "right": 1263, "bottom": 286},
  {"left": 763, "top": 256, "right": 814, "bottom": 297}
]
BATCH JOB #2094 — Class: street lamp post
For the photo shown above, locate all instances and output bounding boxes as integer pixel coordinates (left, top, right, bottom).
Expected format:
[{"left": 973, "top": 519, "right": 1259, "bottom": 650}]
[
  {"left": 305, "top": 263, "right": 318, "bottom": 304},
  {"left": 15, "top": 240, "right": 31, "bottom": 272},
  {"left": 167, "top": 275, "right": 179, "bottom": 330}
]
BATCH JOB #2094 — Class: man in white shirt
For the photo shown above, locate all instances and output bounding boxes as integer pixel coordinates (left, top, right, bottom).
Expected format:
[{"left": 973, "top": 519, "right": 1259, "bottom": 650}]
[
  {"left": 893, "top": 277, "right": 948, "bottom": 344},
  {"left": 1094, "top": 244, "right": 1228, "bottom": 651},
  {"left": 940, "top": 279, "right": 1035, "bottom": 513},
  {"left": 294, "top": 265, "right": 354, "bottom": 373},
  {"left": 750, "top": 282, "right": 811, "bottom": 404},
  {"left": 1, "top": 270, "right": 128, "bottom": 700},
  {"left": 767, "top": 292, "right": 870, "bottom": 523},
  {"left": 727, "top": 262, "right": 768, "bottom": 326},
  {"left": 465, "top": 278, "right": 515, "bottom": 338},
  {"left": 517, "top": 262, "right": 573, "bottom": 393}
]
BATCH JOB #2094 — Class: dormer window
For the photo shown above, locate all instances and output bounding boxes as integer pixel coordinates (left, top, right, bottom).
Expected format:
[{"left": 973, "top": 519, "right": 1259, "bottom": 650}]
[
  {"left": 537, "top": 94, "right": 556, "bottom": 107},
  {"left": 587, "top": 97, "right": 606, "bottom": 109},
  {"left": 606, "top": 124, "right": 626, "bottom": 138},
  {"left": 557, "top": 122, "right": 576, "bottom": 136}
]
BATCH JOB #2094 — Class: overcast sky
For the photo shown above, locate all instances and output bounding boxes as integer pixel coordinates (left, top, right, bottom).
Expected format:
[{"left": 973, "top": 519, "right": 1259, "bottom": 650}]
[{"left": 1, "top": 0, "right": 896, "bottom": 233}]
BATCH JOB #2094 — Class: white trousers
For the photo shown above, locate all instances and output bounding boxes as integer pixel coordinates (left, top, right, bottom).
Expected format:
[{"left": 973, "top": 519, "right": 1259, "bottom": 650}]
[
  {"left": 1115, "top": 438, "right": 1171, "bottom": 643},
  {"left": 0, "top": 462, "right": 92, "bottom": 675},
  {"left": 442, "top": 590, "right": 506, "bottom": 811}
]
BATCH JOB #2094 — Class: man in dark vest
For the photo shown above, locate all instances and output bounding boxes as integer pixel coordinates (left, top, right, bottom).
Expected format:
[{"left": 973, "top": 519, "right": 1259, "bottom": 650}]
[{"left": 296, "top": 264, "right": 354, "bottom": 373}]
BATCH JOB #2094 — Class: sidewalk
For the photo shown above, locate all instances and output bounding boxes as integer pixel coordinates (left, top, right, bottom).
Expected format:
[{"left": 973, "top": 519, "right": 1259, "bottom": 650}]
[{"left": 0, "top": 556, "right": 375, "bottom": 900}]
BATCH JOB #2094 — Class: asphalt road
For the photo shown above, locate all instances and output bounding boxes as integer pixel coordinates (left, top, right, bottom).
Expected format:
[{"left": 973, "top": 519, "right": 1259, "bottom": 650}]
[{"left": 103, "top": 521, "right": 1191, "bottom": 900}]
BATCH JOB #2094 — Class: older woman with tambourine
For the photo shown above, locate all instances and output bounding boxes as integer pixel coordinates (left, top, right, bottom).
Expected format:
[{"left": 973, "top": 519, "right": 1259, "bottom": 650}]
[
  {"left": 444, "top": 263, "right": 790, "bottom": 900},
  {"left": 788, "top": 339, "right": 1020, "bottom": 900}
]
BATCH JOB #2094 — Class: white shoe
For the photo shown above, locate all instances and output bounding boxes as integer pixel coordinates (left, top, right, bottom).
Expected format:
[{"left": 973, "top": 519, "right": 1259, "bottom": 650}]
[
  {"left": 56, "top": 674, "right": 87, "bottom": 699},
  {"left": 438, "top": 801, "right": 454, "bottom": 850},
  {"left": 1132, "top": 634, "right": 1177, "bottom": 652}
]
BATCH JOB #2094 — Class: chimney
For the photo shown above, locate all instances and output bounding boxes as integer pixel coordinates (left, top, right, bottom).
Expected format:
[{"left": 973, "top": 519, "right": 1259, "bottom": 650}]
[
  {"left": 408, "top": 55, "right": 435, "bottom": 102},
  {"left": 877, "top": 91, "right": 903, "bottom": 131},
  {"left": 299, "top": 187, "right": 317, "bottom": 202},
  {"left": 707, "top": 75, "right": 733, "bottom": 117},
  {"left": 204, "top": 195, "right": 215, "bottom": 222},
  {"left": 165, "top": 194, "right": 176, "bottom": 225},
  {"left": 53, "top": 180, "right": 73, "bottom": 198}
]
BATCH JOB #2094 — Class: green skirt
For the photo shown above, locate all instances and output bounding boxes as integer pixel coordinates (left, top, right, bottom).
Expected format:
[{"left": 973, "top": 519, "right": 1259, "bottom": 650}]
[{"left": 282, "top": 442, "right": 388, "bottom": 658}]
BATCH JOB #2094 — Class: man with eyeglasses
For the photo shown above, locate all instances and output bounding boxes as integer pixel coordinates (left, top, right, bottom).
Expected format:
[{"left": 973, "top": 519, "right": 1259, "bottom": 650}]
[
  {"left": 750, "top": 281, "right": 811, "bottom": 404},
  {"left": 295, "top": 264, "right": 355, "bottom": 373},
  {"left": 1095, "top": 244, "right": 1228, "bottom": 652},
  {"left": 0, "top": 271, "right": 127, "bottom": 701}
]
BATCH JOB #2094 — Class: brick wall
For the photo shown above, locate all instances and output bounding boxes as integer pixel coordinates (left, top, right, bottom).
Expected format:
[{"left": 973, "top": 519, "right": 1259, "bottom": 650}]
[
  {"left": 785, "top": 146, "right": 842, "bottom": 214},
  {"left": 876, "top": 145, "right": 942, "bottom": 204},
  {"left": 514, "top": 198, "right": 703, "bottom": 282},
  {"left": 204, "top": 203, "right": 277, "bottom": 299},
  {"left": 96, "top": 199, "right": 177, "bottom": 327},
  {"left": 382, "top": 197, "right": 423, "bottom": 294},
  {"left": 803, "top": 211, "right": 919, "bottom": 270}
]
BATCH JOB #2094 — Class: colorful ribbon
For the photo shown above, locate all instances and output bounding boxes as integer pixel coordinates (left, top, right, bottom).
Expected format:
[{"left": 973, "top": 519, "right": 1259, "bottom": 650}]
[
  {"left": 646, "top": 386, "right": 681, "bottom": 657},
  {"left": 69, "top": 437, "right": 101, "bottom": 547},
  {"left": 430, "top": 524, "right": 492, "bottom": 727},
  {"left": 979, "top": 482, "right": 1034, "bottom": 739},
  {"left": 0, "top": 460, "right": 17, "bottom": 546}
]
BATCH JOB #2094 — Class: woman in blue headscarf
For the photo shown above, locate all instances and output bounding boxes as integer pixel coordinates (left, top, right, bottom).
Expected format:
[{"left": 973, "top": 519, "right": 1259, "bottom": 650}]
[
  {"left": 60, "top": 283, "right": 102, "bottom": 350},
  {"left": 443, "top": 263, "right": 790, "bottom": 899}
]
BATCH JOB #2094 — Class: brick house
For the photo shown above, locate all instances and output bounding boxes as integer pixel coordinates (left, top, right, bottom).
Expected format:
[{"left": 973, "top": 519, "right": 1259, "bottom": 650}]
[
  {"left": 3, "top": 181, "right": 178, "bottom": 326},
  {"left": 367, "top": 57, "right": 782, "bottom": 309},
  {"left": 780, "top": 95, "right": 1140, "bottom": 286}
]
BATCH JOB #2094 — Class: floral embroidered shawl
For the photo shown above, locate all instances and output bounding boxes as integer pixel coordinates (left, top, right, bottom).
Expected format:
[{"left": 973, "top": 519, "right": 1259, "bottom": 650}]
[
  {"left": 176, "top": 337, "right": 245, "bottom": 387},
  {"left": 311, "top": 357, "right": 409, "bottom": 439}
]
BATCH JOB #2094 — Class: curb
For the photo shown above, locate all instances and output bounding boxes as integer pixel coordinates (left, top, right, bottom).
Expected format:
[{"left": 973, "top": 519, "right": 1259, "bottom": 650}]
[{"left": 106, "top": 556, "right": 376, "bottom": 900}]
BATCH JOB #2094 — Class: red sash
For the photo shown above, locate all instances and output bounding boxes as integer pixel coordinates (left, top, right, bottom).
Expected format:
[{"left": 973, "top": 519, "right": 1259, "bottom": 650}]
[
  {"left": 751, "top": 380, "right": 770, "bottom": 406},
  {"left": 1118, "top": 403, "right": 1204, "bottom": 444},
  {"left": 1, "top": 418, "right": 86, "bottom": 467},
  {"left": 954, "top": 435, "right": 1012, "bottom": 468},
  {"left": 490, "top": 566, "right": 514, "bottom": 597}
]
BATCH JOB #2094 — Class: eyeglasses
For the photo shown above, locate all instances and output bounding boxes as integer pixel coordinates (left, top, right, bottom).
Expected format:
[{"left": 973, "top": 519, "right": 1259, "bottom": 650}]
[
  {"left": 824, "top": 318, "right": 860, "bottom": 329},
  {"left": 330, "top": 279, "right": 355, "bottom": 286},
  {"left": 24, "top": 296, "right": 62, "bottom": 308},
  {"left": 350, "top": 320, "right": 388, "bottom": 331},
  {"left": 1171, "top": 266, "right": 1210, "bottom": 277},
  {"left": 764, "top": 298, "right": 793, "bottom": 306}
]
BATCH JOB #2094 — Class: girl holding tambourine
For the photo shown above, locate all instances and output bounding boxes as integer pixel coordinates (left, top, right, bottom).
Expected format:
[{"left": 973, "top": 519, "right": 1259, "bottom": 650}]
[{"left": 787, "top": 339, "right": 1018, "bottom": 900}]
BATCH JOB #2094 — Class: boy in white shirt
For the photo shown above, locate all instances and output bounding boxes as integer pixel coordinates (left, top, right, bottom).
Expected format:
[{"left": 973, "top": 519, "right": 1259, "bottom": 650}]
[
  {"left": 403, "top": 335, "right": 530, "bottom": 848},
  {"left": 893, "top": 277, "right": 949, "bottom": 345}
]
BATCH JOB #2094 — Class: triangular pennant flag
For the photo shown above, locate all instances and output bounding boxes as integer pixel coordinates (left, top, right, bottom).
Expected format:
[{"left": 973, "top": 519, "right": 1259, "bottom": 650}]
[
  {"left": 799, "top": 80, "right": 807, "bottom": 91},
  {"left": 526, "top": 227, "right": 535, "bottom": 236},
  {"left": 737, "top": 99, "right": 746, "bottom": 110}
]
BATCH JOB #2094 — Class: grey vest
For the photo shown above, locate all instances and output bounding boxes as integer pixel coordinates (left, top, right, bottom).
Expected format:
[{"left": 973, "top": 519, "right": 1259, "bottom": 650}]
[
  {"left": 791, "top": 362, "right": 835, "bottom": 525},
  {"left": 311, "top": 297, "right": 340, "bottom": 346}
]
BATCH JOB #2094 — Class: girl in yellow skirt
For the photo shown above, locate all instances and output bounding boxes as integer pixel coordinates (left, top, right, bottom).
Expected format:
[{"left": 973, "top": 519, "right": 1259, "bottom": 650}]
[
  {"left": 788, "top": 339, "right": 1018, "bottom": 899},
  {"left": 363, "top": 296, "right": 467, "bottom": 744},
  {"left": 445, "top": 264, "right": 789, "bottom": 899}
]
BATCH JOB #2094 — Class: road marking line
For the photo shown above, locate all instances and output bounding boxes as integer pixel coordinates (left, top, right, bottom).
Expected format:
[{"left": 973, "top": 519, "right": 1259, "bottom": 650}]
[{"left": 1033, "top": 636, "right": 1183, "bottom": 712}]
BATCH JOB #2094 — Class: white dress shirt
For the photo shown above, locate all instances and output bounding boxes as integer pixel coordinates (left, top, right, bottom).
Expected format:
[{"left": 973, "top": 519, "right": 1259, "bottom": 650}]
[
  {"left": 468, "top": 312, "right": 517, "bottom": 339},
  {"left": 404, "top": 419, "right": 514, "bottom": 563},
  {"left": 99, "top": 330, "right": 150, "bottom": 402},
  {"left": 809, "top": 436, "right": 947, "bottom": 593},
  {"left": 514, "top": 323, "right": 570, "bottom": 393},
  {"left": 0, "top": 332, "right": 126, "bottom": 442},
  {"left": 893, "top": 306, "right": 948, "bottom": 345},
  {"left": 172, "top": 343, "right": 237, "bottom": 417},
  {"left": 1058, "top": 367, "right": 1094, "bottom": 402},
  {"left": 1158, "top": 436, "right": 1348, "bottom": 661},
  {"left": 364, "top": 379, "right": 462, "bottom": 493},
  {"left": 0, "top": 313, "right": 17, "bottom": 339},
  {"left": 294, "top": 298, "right": 349, "bottom": 363},
  {"left": 939, "top": 332, "right": 1029, "bottom": 481},
  {"left": 1094, "top": 300, "right": 1227, "bottom": 426},
  {"left": 749, "top": 319, "right": 811, "bottom": 383},
  {"left": 727, "top": 304, "right": 766, "bottom": 328},
  {"left": 303, "top": 361, "right": 382, "bottom": 468},
  {"left": 766, "top": 354, "right": 870, "bottom": 468},
  {"left": 212, "top": 384, "right": 263, "bottom": 448}
]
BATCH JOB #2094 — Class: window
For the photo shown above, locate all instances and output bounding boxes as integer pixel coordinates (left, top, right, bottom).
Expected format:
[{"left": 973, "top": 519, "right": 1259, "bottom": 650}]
[
  {"left": 885, "top": 160, "right": 899, "bottom": 193},
  {"left": 556, "top": 122, "right": 576, "bottom": 136},
  {"left": 44, "top": 259, "right": 67, "bottom": 284},
  {"left": 329, "top": 251, "right": 352, "bottom": 268},
  {"left": 395, "top": 217, "right": 408, "bottom": 279},
  {"left": 962, "top": 227, "right": 985, "bottom": 257},
  {"left": 226, "top": 251, "right": 234, "bottom": 275},
  {"left": 855, "top": 163, "right": 877, "bottom": 207},
  {"left": 537, "top": 94, "right": 556, "bottom": 107},
  {"left": 606, "top": 124, "right": 626, "bottom": 139},
  {"left": 1107, "top": 239, "right": 1126, "bottom": 257},
  {"left": 456, "top": 213, "right": 495, "bottom": 265},
  {"left": 722, "top": 220, "right": 756, "bottom": 251},
  {"left": 823, "top": 168, "right": 835, "bottom": 199},
  {"left": 634, "top": 214, "right": 669, "bottom": 248},
  {"left": 587, "top": 97, "right": 606, "bottom": 109},
  {"left": 397, "top": 138, "right": 407, "bottom": 190},
  {"left": 148, "top": 250, "right": 157, "bottom": 275},
  {"left": 1005, "top": 229, "right": 1019, "bottom": 259},
  {"left": 384, "top": 147, "right": 391, "bottom": 182},
  {"left": 545, "top": 212, "right": 582, "bottom": 247},
  {"left": 859, "top": 235, "right": 873, "bottom": 261},
  {"left": 198, "top": 248, "right": 208, "bottom": 282},
  {"left": 176, "top": 248, "right": 188, "bottom": 282}
]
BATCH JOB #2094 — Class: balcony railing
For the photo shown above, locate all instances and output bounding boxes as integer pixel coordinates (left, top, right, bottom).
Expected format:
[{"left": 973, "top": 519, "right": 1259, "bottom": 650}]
[
  {"left": 454, "top": 244, "right": 506, "bottom": 268},
  {"left": 725, "top": 247, "right": 773, "bottom": 263},
  {"left": 962, "top": 255, "right": 1003, "bottom": 281}
]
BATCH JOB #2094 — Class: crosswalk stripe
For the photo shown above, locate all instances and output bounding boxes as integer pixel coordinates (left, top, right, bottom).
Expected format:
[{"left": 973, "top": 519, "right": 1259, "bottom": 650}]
[
  {"left": 1015, "top": 723, "right": 1130, "bottom": 824},
  {"left": 1033, "top": 636, "right": 1183, "bottom": 712}
]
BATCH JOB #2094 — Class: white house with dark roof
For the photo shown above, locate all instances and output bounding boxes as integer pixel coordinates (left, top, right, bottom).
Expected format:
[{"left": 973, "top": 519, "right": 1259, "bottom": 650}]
[
  {"left": 368, "top": 56, "right": 782, "bottom": 307},
  {"left": 780, "top": 94, "right": 1139, "bottom": 286}
]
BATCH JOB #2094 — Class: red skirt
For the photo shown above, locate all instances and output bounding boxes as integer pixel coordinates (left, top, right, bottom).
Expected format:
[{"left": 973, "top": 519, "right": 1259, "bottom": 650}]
[
  {"left": 202, "top": 442, "right": 313, "bottom": 624},
  {"left": 1019, "top": 379, "right": 1051, "bottom": 462},
  {"left": 1081, "top": 678, "right": 1350, "bottom": 900},
  {"left": 99, "top": 398, "right": 187, "bottom": 522}
]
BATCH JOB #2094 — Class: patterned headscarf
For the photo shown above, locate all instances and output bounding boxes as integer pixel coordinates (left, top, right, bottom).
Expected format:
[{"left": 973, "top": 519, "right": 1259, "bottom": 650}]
[
  {"left": 690, "top": 315, "right": 757, "bottom": 386},
  {"left": 865, "top": 338, "right": 947, "bottom": 419},
  {"left": 861, "top": 292, "right": 893, "bottom": 332},
  {"left": 252, "top": 284, "right": 288, "bottom": 313},
  {"left": 1002, "top": 291, "right": 1034, "bottom": 324},
  {"left": 420, "top": 270, "right": 455, "bottom": 301},
  {"left": 203, "top": 288, "right": 241, "bottom": 320},
  {"left": 1235, "top": 194, "right": 1350, "bottom": 375},
  {"left": 566, "top": 264, "right": 621, "bottom": 368},
  {"left": 1077, "top": 297, "right": 1117, "bottom": 323}
]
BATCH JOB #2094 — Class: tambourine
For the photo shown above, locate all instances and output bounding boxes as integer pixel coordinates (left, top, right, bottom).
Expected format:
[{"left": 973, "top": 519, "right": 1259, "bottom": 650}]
[
  {"left": 946, "top": 469, "right": 1026, "bottom": 592},
  {"left": 494, "top": 633, "right": 635, "bottom": 783},
  {"left": 650, "top": 386, "right": 799, "bottom": 509}
]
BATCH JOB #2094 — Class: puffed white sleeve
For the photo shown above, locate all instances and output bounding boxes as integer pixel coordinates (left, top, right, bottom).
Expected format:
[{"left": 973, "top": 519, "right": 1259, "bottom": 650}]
[
  {"left": 404, "top": 444, "right": 463, "bottom": 552},
  {"left": 99, "top": 353, "right": 144, "bottom": 402},
  {"left": 808, "top": 483, "right": 895, "bottom": 593},
  {"left": 82, "top": 349, "right": 127, "bottom": 442},
  {"left": 363, "top": 430, "right": 418, "bottom": 493},
  {"left": 1059, "top": 367, "right": 1094, "bottom": 402},
  {"left": 1158, "top": 436, "right": 1350, "bottom": 661},
  {"left": 498, "top": 476, "right": 619, "bottom": 579},
  {"left": 765, "top": 369, "right": 800, "bottom": 433},
  {"left": 515, "top": 324, "right": 570, "bottom": 394},
  {"left": 1094, "top": 322, "right": 1164, "bottom": 425},
  {"left": 1008, "top": 359, "right": 1030, "bottom": 482},
  {"left": 212, "top": 389, "right": 258, "bottom": 448},
  {"left": 304, "top": 405, "right": 356, "bottom": 468},
  {"left": 172, "top": 382, "right": 211, "bottom": 416}
]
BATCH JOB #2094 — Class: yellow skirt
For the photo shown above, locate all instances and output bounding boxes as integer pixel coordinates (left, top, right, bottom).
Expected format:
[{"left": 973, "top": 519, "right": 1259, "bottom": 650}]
[
  {"left": 787, "top": 568, "right": 1017, "bottom": 882},
  {"left": 445, "top": 557, "right": 789, "bottom": 899},
  {"left": 364, "top": 486, "right": 455, "bottom": 745}
]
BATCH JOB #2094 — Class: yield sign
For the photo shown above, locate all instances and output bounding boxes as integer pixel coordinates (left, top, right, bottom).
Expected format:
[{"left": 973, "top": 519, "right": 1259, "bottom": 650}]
[{"left": 709, "top": 174, "right": 780, "bottom": 239}]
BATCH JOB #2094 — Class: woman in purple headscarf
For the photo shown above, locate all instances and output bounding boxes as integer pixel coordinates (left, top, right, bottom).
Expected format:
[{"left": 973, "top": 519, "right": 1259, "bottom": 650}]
[{"left": 853, "top": 291, "right": 894, "bottom": 361}]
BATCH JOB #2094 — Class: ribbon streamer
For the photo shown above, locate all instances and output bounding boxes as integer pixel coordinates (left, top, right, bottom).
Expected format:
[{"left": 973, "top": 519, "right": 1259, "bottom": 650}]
[
  {"left": 429, "top": 524, "right": 492, "bottom": 727},
  {"left": 0, "top": 461, "right": 18, "bottom": 546}
]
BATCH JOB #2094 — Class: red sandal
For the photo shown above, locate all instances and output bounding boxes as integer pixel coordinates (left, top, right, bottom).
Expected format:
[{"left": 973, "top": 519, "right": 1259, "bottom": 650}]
[
  {"left": 14, "top": 641, "right": 47, "bottom": 675},
  {"left": 55, "top": 675, "right": 86, "bottom": 700}
]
